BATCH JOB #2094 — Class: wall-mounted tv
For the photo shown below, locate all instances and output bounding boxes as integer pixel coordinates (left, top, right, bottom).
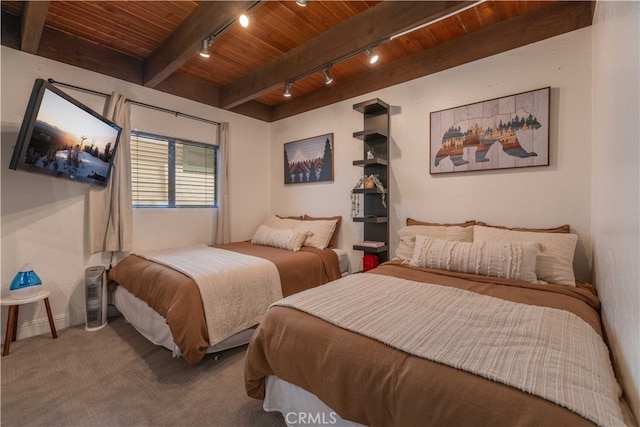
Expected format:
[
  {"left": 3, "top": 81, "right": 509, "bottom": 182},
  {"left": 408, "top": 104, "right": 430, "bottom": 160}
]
[{"left": 9, "top": 78, "right": 122, "bottom": 187}]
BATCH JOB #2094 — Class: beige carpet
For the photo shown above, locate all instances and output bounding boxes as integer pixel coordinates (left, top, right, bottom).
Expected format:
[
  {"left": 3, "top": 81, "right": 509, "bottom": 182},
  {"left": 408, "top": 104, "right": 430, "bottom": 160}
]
[{"left": 1, "top": 316, "right": 285, "bottom": 427}]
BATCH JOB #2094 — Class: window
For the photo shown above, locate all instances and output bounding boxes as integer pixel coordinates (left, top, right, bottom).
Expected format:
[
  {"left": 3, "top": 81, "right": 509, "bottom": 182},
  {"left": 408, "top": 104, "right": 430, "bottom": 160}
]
[{"left": 130, "top": 131, "right": 217, "bottom": 208}]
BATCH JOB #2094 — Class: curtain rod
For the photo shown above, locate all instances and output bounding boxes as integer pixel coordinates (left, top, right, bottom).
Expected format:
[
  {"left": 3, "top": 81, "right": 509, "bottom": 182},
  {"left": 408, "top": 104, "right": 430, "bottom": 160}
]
[{"left": 47, "top": 78, "right": 221, "bottom": 126}]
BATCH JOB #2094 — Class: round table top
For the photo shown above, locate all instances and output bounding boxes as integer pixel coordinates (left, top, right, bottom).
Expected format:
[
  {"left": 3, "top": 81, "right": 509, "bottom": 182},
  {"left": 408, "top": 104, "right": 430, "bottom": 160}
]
[{"left": 0, "top": 289, "right": 50, "bottom": 305}]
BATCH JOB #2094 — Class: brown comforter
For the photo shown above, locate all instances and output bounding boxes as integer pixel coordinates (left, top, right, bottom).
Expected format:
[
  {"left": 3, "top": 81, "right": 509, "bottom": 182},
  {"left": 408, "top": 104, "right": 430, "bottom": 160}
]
[
  {"left": 244, "top": 261, "right": 605, "bottom": 426},
  {"left": 108, "top": 242, "right": 341, "bottom": 364}
]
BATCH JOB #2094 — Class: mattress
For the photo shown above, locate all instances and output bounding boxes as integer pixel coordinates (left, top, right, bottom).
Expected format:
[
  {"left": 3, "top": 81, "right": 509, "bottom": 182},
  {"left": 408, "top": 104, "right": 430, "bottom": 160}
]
[{"left": 113, "top": 248, "right": 350, "bottom": 357}]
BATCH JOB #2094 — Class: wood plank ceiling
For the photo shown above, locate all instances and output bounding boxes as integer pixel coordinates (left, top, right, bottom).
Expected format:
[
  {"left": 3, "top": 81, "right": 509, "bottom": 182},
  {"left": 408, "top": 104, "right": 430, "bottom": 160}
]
[{"left": 1, "top": 1, "right": 594, "bottom": 122}]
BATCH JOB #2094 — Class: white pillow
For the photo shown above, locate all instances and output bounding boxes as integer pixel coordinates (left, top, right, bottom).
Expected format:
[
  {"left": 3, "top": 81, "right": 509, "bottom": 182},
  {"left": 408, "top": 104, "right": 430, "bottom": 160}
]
[
  {"left": 410, "top": 235, "right": 539, "bottom": 283},
  {"left": 262, "top": 215, "right": 301, "bottom": 230},
  {"left": 294, "top": 219, "right": 337, "bottom": 250},
  {"left": 251, "top": 225, "right": 309, "bottom": 252},
  {"left": 472, "top": 225, "right": 578, "bottom": 286},
  {"left": 395, "top": 225, "right": 473, "bottom": 262}
]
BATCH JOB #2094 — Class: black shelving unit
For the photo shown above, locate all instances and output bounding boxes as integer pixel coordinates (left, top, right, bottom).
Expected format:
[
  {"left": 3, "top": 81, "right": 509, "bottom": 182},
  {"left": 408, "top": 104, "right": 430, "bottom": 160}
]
[{"left": 352, "top": 98, "right": 390, "bottom": 263}]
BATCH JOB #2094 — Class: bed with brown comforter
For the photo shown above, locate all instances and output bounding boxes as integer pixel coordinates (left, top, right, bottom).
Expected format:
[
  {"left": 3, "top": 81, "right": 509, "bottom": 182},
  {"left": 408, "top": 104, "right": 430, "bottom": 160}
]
[
  {"left": 108, "top": 241, "right": 341, "bottom": 365},
  {"left": 245, "top": 261, "right": 627, "bottom": 426}
]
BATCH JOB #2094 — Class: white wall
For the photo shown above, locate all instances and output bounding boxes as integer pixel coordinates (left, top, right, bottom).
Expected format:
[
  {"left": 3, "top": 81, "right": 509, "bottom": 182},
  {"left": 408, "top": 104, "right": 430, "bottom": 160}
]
[
  {"left": 591, "top": 0, "right": 640, "bottom": 419},
  {"left": 271, "top": 28, "right": 593, "bottom": 278},
  {"left": 1, "top": 47, "right": 271, "bottom": 337}
]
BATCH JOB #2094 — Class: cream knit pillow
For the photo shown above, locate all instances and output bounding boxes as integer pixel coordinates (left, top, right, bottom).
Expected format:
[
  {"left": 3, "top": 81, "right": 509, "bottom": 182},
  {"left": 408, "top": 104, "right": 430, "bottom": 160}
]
[
  {"left": 294, "top": 219, "right": 337, "bottom": 250},
  {"left": 473, "top": 225, "right": 578, "bottom": 286},
  {"left": 410, "top": 235, "right": 539, "bottom": 283},
  {"left": 251, "top": 225, "right": 310, "bottom": 252},
  {"left": 262, "top": 214, "right": 301, "bottom": 230},
  {"left": 395, "top": 225, "right": 474, "bottom": 262}
]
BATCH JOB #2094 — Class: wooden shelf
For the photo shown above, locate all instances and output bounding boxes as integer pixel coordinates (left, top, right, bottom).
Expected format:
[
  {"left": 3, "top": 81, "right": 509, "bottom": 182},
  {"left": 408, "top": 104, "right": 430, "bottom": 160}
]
[
  {"left": 353, "top": 244, "right": 388, "bottom": 253},
  {"left": 353, "top": 98, "right": 390, "bottom": 115},
  {"left": 353, "top": 216, "right": 388, "bottom": 223},
  {"left": 352, "top": 129, "right": 388, "bottom": 140},
  {"left": 352, "top": 188, "right": 385, "bottom": 195},
  {"left": 353, "top": 158, "right": 388, "bottom": 167}
]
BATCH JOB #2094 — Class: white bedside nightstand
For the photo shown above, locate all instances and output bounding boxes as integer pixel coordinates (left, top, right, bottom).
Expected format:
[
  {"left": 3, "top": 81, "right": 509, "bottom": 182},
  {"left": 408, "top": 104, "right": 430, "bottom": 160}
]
[{"left": 1, "top": 290, "right": 57, "bottom": 356}]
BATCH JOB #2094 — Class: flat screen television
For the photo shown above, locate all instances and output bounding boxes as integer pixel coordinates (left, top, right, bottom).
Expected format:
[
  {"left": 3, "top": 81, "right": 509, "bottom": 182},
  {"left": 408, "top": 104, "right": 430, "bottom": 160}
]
[{"left": 9, "top": 78, "right": 122, "bottom": 187}]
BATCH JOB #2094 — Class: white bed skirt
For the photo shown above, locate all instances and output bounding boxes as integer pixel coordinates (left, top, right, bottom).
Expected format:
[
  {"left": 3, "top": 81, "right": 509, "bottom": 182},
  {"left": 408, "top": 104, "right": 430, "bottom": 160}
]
[
  {"left": 334, "top": 248, "right": 351, "bottom": 277},
  {"left": 113, "top": 286, "right": 255, "bottom": 357},
  {"left": 264, "top": 375, "right": 363, "bottom": 427},
  {"left": 112, "top": 248, "right": 351, "bottom": 358}
]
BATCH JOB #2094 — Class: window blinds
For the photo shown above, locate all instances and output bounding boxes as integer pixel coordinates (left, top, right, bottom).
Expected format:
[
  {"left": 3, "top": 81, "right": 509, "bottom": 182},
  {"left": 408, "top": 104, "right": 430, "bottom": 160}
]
[{"left": 130, "top": 132, "right": 216, "bottom": 207}]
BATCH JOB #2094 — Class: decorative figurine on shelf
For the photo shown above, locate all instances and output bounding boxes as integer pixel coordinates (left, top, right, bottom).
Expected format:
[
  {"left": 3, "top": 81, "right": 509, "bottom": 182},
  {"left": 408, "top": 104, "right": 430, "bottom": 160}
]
[
  {"left": 366, "top": 150, "right": 374, "bottom": 159},
  {"left": 350, "top": 174, "right": 387, "bottom": 217},
  {"left": 9, "top": 263, "right": 42, "bottom": 299}
]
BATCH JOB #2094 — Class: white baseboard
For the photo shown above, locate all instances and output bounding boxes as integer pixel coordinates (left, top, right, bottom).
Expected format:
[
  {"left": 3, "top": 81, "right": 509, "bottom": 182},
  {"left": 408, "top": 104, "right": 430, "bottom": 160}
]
[{"left": 1, "top": 312, "right": 85, "bottom": 342}]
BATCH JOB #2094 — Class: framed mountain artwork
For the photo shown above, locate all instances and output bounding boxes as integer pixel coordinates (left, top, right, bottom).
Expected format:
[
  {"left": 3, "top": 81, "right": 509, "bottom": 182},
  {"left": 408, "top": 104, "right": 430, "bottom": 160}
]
[{"left": 284, "top": 133, "right": 334, "bottom": 184}]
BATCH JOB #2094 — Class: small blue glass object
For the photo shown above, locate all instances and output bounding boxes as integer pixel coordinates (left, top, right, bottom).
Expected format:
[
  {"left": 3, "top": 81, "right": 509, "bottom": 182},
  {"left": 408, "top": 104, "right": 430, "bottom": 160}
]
[{"left": 9, "top": 264, "right": 42, "bottom": 299}]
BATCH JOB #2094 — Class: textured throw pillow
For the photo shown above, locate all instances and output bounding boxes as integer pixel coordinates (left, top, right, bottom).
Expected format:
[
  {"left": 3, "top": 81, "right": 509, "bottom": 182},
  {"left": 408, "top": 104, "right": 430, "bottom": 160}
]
[
  {"left": 263, "top": 214, "right": 301, "bottom": 230},
  {"left": 473, "top": 225, "right": 578, "bottom": 286},
  {"left": 251, "top": 225, "right": 309, "bottom": 252},
  {"left": 303, "top": 215, "right": 342, "bottom": 248},
  {"left": 395, "top": 225, "right": 474, "bottom": 262},
  {"left": 410, "top": 235, "right": 539, "bottom": 283},
  {"left": 294, "top": 219, "right": 337, "bottom": 250}
]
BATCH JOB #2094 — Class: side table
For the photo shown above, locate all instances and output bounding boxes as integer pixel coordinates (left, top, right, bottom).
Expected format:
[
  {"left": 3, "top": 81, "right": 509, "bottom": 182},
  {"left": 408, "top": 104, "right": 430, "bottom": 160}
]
[{"left": 1, "top": 290, "right": 57, "bottom": 356}]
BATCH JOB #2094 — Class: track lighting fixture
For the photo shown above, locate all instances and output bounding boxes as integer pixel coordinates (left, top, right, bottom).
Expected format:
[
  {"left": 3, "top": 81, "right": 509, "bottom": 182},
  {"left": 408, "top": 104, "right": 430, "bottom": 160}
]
[
  {"left": 196, "top": 2, "right": 261, "bottom": 60},
  {"left": 239, "top": 13, "right": 250, "bottom": 28},
  {"left": 365, "top": 47, "right": 379, "bottom": 65},
  {"left": 322, "top": 67, "right": 333, "bottom": 85},
  {"left": 199, "top": 38, "right": 211, "bottom": 58},
  {"left": 296, "top": 0, "right": 308, "bottom": 6},
  {"left": 283, "top": 82, "right": 293, "bottom": 98},
  {"left": 389, "top": 0, "right": 485, "bottom": 40}
]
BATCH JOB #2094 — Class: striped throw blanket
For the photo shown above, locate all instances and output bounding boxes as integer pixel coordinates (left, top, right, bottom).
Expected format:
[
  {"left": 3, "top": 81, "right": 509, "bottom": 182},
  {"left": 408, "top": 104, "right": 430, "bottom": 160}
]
[
  {"left": 136, "top": 244, "right": 282, "bottom": 345},
  {"left": 273, "top": 273, "right": 625, "bottom": 426}
]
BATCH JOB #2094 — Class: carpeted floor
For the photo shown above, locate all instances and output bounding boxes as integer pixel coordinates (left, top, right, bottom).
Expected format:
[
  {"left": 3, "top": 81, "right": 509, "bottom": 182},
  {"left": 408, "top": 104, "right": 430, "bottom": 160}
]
[{"left": 1, "top": 316, "right": 285, "bottom": 427}]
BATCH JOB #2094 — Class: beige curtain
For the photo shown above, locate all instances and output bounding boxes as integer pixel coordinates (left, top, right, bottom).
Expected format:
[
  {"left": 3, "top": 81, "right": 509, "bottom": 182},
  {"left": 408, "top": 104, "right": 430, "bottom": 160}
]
[
  {"left": 88, "top": 92, "right": 133, "bottom": 253},
  {"left": 215, "top": 122, "right": 230, "bottom": 244}
]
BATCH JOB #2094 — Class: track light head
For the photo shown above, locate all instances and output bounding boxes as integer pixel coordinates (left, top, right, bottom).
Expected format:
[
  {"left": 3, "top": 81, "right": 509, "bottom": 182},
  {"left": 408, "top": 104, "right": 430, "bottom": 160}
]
[
  {"left": 365, "top": 47, "right": 379, "bottom": 65},
  {"left": 239, "top": 13, "right": 249, "bottom": 27},
  {"left": 199, "top": 39, "right": 211, "bottom": 58},
  {"left": 284, "top": 82, "right": 293, "bottom": 98},
  {"left": 322, "top": 67, "right": 333, "bottom": 85}
]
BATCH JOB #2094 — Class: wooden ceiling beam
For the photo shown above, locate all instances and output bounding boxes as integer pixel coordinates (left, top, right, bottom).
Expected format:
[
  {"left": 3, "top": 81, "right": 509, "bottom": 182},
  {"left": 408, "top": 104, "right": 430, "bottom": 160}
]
[
  {"left": 220, "top": 1, "right": 472, "bottom": 109},
  {"left": 154, "top": 73, "right": 221, "bottom": 107},
  {"left": 1, "top": 11, "right": 22, "bottom": 49},
  {"left": 270, "top": 1, "right": 594, "bottom": 121},
  {"left": 229, "top": 100, "right": 273, "bottom": 122},
  {"left": 143, "top": 1, "right": 255, "bottom": 88},
  {"left": 33, "top": 25, "right": 144, "bottom": 85},
  {"left": 20, "top": 1, "right": 50, "bottom": 54}
]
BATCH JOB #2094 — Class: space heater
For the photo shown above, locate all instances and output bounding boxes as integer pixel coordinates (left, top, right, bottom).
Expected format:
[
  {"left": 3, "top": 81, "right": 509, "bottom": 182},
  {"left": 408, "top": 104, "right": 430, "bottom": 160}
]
[{"left": 85, "top": 266, "right": 107, "bottom": 331}]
